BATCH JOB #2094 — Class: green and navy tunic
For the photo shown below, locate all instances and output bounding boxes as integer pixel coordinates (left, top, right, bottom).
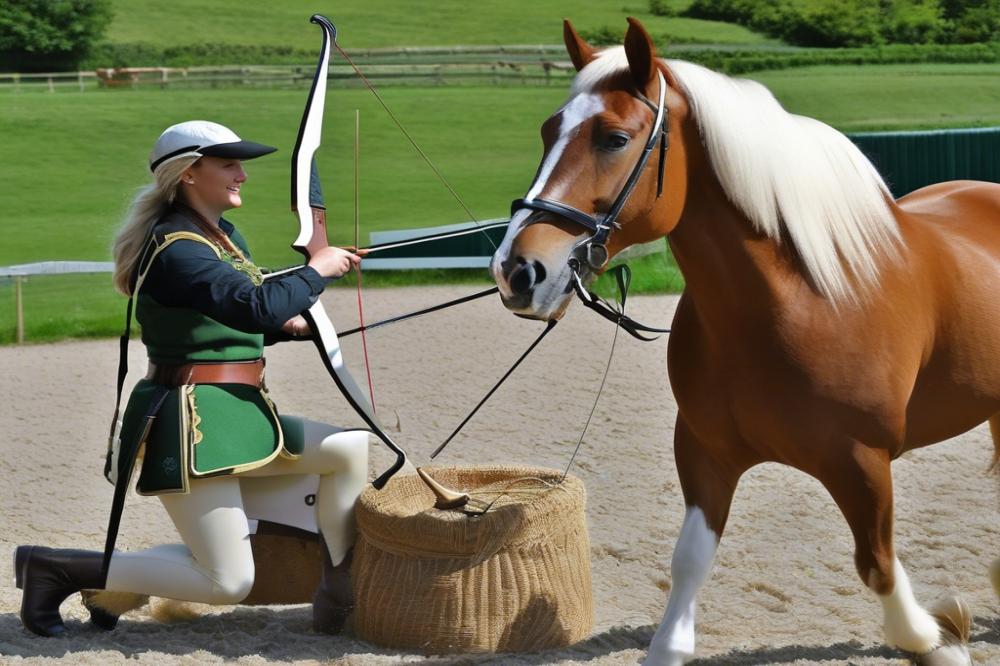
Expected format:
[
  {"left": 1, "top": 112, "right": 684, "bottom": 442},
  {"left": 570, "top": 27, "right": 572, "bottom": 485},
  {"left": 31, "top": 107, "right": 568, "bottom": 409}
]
[{"left": 112, "top": 206, "right": 327, "bottom": 495}]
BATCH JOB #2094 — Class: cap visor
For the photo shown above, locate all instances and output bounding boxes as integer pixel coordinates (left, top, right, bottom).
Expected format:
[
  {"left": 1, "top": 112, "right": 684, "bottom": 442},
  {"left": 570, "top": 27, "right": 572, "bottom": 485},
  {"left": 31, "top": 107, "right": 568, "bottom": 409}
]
[{"left": 199, "top": 140, "right": 277, "bottom": 160}]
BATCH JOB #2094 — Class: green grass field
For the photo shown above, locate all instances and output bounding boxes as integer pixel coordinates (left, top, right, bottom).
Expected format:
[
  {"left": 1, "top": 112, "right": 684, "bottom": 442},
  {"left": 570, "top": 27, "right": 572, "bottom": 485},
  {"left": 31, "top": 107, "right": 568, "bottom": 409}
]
[
  {"left": 4, "top": 61, "right": 1000, "bottom": 343},
  {"left": 103, "top": 1, "right": 777, "bottom": 49},
  {"left": 1, "top": 86, "right": 561, "bottom": 267},
  {"left": 6, "top": 63, "right": 1000, "bottom": 267},
  {"left": 752, "top": 63, "right": 1000, "bottom": 130}
]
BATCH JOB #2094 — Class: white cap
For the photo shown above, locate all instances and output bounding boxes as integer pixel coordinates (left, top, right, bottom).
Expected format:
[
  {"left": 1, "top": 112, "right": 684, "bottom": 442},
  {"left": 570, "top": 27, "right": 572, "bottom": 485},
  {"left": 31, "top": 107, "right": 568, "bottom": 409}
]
[{"left": 149, "top": 120, "right": 276, "bottom": 173}]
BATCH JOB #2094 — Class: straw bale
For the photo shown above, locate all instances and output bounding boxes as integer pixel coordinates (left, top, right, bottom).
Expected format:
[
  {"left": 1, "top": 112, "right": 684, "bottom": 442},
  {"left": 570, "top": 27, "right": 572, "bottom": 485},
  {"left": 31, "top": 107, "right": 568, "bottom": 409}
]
[{"left": 352, "top": 465, "right": 593, "bottom": 653}]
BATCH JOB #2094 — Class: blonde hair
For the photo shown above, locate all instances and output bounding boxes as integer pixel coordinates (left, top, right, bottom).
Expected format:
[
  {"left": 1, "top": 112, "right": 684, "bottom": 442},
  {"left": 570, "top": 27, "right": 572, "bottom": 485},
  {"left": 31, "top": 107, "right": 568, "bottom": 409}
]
[{"left": 112, "top": 155, "right": 200, "bottom": 296}]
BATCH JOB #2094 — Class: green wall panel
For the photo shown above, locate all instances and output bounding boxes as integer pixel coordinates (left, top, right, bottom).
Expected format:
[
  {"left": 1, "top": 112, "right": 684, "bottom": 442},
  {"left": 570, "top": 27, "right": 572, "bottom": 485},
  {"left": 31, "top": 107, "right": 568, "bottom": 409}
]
[{"left": 849, "top": 127, "right": 1000, "bottom": 198}]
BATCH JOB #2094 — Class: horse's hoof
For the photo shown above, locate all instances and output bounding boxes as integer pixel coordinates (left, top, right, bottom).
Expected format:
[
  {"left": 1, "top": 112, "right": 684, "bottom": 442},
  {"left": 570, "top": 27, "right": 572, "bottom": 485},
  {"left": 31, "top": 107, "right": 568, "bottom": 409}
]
[
  {"left": 642, "top": 647, "right": 689, "bottom": 666},
  {"left": 641, "top": 657, "right": 686, "bottom": 666},
  {"left": 915, "top": 642, "right": 971, "bottom": 666}
]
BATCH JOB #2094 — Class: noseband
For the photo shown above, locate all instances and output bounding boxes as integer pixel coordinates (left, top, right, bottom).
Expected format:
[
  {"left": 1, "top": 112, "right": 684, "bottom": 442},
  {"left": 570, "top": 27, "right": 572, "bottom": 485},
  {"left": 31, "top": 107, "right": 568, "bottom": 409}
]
[{"left": 510, "top": 70, "right": 669, "bottom": 271}]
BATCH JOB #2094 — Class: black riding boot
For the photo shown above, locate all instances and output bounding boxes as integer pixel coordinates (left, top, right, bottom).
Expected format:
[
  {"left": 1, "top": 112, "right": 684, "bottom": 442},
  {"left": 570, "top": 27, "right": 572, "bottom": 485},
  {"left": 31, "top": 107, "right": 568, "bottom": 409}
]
[
  {"left": 312, "top": 543, "right": 354, "bottom": 635},
  {"left": 14, "top": 546, "right": 107, "bottom": 637}
]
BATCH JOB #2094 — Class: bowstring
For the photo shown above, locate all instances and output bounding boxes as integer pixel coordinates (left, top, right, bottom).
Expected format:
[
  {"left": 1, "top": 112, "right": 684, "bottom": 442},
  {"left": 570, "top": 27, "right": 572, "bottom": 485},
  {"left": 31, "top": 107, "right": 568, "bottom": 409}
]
[
  {"left": 354, "top": 108, "right": 377, "bottom": 415},
  {"left": 335, "top": 41, "right": 503, "bottom": 427},
  {"left": 334, "top": 43, "right": 498, "bottom": 252}
]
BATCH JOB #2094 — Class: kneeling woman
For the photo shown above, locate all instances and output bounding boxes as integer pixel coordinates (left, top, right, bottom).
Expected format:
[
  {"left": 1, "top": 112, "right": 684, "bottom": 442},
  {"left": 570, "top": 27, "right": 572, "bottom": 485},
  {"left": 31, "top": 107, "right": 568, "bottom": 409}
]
[{"left": 15, "top": 121, "right": 367, "bottom": 637}]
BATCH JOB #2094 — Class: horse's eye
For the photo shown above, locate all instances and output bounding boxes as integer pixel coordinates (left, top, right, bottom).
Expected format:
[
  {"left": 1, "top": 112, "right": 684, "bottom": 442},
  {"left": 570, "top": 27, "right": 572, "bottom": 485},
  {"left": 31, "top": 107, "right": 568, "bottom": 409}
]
[{"left": 602, "top": 132, "right": 630, "bottom": 152}]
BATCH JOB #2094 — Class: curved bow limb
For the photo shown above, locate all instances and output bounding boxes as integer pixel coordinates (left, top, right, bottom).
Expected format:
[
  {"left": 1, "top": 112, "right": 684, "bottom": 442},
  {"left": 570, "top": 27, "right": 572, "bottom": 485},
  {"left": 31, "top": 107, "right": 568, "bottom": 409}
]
[{"left": 292, "top": 14, "right": 407, "bottom": 489}]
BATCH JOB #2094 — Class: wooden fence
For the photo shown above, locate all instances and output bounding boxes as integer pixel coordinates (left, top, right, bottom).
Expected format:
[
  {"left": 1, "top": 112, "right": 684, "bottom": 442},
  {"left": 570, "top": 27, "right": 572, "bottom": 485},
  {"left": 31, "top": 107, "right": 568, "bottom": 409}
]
[
  {"left": 0, "top": 46, "right": 575, "bottom": 92},
  {"left": 0, "top": 227, "right": 666, "bottom": 344}
]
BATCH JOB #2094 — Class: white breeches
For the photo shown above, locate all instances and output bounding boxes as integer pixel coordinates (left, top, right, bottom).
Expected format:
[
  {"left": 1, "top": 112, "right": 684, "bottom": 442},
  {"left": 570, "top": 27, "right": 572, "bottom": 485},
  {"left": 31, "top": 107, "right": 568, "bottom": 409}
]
[{"left": 104, "top": 416, "right": 368, "bottom": 605}]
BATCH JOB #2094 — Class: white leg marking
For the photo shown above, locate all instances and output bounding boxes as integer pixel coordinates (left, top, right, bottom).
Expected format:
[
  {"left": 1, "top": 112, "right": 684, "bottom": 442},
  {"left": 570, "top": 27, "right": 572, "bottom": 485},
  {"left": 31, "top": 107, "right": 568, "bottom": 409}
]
[
  {"left": 645, "top": 506, "right": 719, "bottom": 666},
  {"left": 879, "top": 557, "right": 940, "bottom": 654}
]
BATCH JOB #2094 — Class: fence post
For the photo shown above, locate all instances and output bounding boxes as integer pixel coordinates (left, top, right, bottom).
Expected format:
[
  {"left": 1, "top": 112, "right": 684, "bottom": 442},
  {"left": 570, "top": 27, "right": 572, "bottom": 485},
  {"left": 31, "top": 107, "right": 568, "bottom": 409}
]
[
  {"left": 78, "top": 71, "right": 84, "bottom": 92},
  {"left": 47, "top": 77, "right": 54, "bottom": 93},
  {"left": 15, "top": 276, "right": 24, "bottom": 344}
]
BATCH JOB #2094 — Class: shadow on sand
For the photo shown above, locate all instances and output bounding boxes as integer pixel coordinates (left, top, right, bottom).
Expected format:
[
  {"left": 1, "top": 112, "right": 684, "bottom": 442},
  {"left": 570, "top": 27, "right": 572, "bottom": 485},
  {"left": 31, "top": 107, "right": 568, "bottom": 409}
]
[{"left": 1, "top": 610, "right": 998, "bottom": 664}]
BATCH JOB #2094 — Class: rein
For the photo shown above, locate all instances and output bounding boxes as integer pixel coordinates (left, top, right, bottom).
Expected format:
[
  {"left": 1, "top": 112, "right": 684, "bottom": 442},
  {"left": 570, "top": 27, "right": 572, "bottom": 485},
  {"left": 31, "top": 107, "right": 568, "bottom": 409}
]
[{"left": 568, "top": 261, "right": 670, "bottom": 341}]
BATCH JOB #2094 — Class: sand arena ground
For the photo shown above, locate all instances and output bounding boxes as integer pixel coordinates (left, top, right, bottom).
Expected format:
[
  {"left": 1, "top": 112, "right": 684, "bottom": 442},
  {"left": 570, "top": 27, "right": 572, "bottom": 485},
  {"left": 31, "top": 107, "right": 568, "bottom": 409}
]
[{"left": 1, "top": 288, "right": 997, "bottom": 664}]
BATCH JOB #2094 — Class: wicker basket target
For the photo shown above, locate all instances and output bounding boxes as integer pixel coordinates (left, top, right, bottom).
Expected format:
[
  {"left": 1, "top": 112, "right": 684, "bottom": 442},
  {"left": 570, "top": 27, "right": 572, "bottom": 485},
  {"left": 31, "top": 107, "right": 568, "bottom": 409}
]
[{"left": 352, "top": 465, "right": 593, "bottom": 653}]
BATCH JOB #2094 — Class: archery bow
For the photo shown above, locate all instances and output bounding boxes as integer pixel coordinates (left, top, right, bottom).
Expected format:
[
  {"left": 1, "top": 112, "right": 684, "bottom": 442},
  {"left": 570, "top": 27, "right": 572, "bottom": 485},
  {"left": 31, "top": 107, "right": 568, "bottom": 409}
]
[
  {"left": 291, "top": 14, "right": 406, "bottom": 489},
  {"left": 291, "top": 15, "right": 627, "bottom": 481}
]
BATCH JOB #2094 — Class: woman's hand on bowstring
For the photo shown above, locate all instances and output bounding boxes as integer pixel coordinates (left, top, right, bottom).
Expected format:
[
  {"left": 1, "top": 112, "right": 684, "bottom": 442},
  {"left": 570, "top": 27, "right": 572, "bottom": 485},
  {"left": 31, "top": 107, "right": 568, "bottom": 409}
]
[{"left": 308, "top": 246, "right": 363, "bottom": 279}]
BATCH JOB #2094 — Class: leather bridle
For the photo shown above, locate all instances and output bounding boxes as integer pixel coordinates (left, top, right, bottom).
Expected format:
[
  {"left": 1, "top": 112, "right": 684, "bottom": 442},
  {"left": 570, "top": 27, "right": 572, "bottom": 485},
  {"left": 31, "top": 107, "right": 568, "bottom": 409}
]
[{"left": 510, "top": 70, "right": 669, "bottom": 271}]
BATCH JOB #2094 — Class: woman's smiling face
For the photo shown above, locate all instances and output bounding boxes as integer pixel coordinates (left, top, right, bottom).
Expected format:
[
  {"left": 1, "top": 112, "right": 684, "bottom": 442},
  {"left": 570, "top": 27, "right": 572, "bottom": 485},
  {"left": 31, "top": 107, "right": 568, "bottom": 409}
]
[{"left": 181, "top": 156, "right": 247, "bottom": 214}]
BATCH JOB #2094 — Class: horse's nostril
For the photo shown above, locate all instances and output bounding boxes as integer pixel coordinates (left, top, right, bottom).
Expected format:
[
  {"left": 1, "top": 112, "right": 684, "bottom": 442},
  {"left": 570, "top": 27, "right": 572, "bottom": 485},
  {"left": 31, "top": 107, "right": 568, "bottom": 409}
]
[
  {"left": 532, "top": 260, "right": 547, "bottom": 284},
  {"left": 509, "top": 261, "right": 536, "bottom": 295}
]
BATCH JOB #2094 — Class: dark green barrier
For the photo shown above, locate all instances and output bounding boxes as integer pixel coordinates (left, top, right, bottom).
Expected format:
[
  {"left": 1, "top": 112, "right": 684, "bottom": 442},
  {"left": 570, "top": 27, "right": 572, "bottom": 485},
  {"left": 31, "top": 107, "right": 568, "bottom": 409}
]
[{"left": 849, "top": 127, "right": 1000, "bottom": 197}]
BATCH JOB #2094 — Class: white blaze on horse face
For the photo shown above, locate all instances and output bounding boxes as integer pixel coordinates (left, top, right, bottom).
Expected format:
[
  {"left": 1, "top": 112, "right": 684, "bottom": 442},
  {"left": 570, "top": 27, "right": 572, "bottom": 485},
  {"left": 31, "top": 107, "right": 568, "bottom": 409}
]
[
  {"left": 525, "top": 92, "right": 604, "bottom": 202},
  {"left": 493, "top": 93, "right": 604, "bottom": 296}
]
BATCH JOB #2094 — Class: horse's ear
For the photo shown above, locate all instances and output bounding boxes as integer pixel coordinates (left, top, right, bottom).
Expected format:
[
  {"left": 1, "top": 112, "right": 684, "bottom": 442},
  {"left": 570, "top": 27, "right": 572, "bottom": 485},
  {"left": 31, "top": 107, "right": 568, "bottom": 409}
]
[
  {"left": 624, "top": 17, "right": 657, "bottom": 91},
  {"left": 564, "top": 19, "right": 596, "bottom": 71}
]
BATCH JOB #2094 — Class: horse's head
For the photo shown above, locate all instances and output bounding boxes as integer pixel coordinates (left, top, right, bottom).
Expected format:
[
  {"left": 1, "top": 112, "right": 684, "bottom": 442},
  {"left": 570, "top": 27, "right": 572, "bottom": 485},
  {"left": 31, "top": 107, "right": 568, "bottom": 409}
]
[{"left": 491, "top": 18, "right": 689, "bottom": 321}]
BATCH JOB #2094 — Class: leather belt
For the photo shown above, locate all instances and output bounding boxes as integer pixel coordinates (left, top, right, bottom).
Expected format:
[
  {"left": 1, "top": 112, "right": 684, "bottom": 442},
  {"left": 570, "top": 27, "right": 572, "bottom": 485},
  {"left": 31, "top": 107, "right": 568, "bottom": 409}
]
[{"left": 145, "top": 359, "right": 265, "bottom": 388}]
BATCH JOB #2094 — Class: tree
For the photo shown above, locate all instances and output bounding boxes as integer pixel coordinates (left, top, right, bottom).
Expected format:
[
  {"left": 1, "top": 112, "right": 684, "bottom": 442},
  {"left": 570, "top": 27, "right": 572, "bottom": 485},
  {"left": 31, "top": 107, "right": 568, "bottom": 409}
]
[
  {"left": 947, "top": 0, "right": 1000, "bottom": 42},
  {"left": 0, "top": 0, "right": 113, "bottom": 72},
  {"left": 881, "top": 0, "right": 944, "bottom": 44}
]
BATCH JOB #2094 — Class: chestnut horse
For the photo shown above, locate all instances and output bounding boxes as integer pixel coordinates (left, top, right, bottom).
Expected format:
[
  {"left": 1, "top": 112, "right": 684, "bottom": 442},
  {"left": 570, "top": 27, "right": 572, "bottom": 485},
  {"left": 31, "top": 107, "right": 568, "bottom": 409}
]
[{"left": 491, "top": 18, "right": 1000, "bottom": 666}]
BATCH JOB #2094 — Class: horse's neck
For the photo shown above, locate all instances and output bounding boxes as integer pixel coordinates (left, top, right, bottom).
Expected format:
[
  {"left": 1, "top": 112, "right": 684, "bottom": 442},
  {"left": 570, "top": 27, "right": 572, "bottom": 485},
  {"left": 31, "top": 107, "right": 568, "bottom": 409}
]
[{"left": 666, "top": 166, "right": 796, "bottom": 329}]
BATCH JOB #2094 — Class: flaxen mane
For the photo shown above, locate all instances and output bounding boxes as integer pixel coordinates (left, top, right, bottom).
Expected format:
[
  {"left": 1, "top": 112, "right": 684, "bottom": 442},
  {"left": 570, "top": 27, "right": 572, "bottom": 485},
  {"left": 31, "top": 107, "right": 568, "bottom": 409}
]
[{"left": 575, "top": 47, "right": 902, "bottom": 302}]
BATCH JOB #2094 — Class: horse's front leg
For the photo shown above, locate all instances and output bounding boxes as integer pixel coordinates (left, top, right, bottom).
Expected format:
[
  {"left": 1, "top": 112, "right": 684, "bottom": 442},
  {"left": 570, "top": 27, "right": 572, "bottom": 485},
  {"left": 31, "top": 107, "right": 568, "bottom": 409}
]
[{"left": 644, "top": 417, "right": 749, "bottom": 666}]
